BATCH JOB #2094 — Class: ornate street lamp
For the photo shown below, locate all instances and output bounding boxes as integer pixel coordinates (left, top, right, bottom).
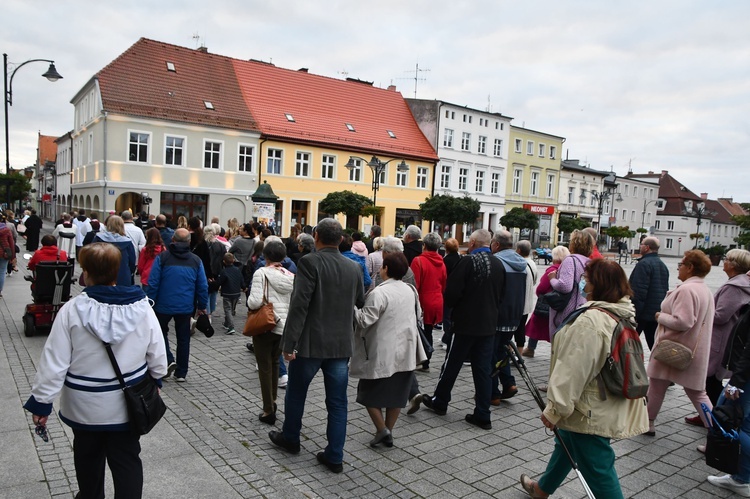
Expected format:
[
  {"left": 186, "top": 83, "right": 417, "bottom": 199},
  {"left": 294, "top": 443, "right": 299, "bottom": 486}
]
[
  {"left": 4, "top": 53, "right": 63, "bottom": 173},
  {"left": 344, "top": 155, "right": 408, "bottom": 224},
  {"left": 683, "top": 200, "right": 716, "bottom": 248},
  {"left": 580, "top": 186, "right": 622, "bottom": 230}
]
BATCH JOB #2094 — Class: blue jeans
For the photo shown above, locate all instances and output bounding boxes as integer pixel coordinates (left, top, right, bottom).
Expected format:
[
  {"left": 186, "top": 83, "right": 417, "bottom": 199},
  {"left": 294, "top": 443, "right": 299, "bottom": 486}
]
[
  {"left": 279, "top": 355, "right": 287, "bottom": 376},
  {"left": 156, "top": 313, "right": 192, "bottom": 378},
  {"left": 0, "top": 258, "right": 7, "bottom": 294},
  {"left": 720, "top": 381, "right": 750, "bottom": 483},
  {"left": 282, "top": 357, "right": 349, "bottom": 464},
  {"left": 433, "top": 333, "right": 494, "bottom": 422},
  {"left": 208, "top": 291, "right": 218, "bottom": 315}
]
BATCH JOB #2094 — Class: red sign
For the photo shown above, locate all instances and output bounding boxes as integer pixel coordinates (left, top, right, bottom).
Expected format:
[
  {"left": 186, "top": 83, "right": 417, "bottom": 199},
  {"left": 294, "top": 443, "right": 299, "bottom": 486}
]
[
  {"left": 42, "top": 194, "right": 51, "bottom": 202},
  {"left": 523, "top": 204, "right": 554, "bottom": 215}
]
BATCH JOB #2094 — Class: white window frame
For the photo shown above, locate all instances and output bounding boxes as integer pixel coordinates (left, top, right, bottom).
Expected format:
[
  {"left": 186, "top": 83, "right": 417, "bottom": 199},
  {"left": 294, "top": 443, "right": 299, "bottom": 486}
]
[
  {"left": 546, "top": 174, "right": 555, "bottom": 198},
  {"left": 396, "top": 169, "right": 408, "bottom": 187},
  {"left": 237, "top": 143, "right": 254, "bottom": 173},
  {"left": 321, "top": 154, "right": 335, "bottom": 179},
  {"left": 490, "top": 172, "right": 500, "bottom": 194},
  {"left": 127, "top": 130, "right": 151, "bottom": 164},
  {"left": 440, "top": 164, "right": 451, "bottom": 189},
  {"left": 613, "top": 208, "right": 619, "bottom": 220},
  {"left": 348, "top": 158, "right": 362, "bottom": 182},
  {"left": 478, "top": 136, "right": 487, "bottom": 154},
  {"left": 655, "top": 219, "right": 661, "bottom": 229},
  {"left": 667, "top": 220, "right": 675, "bottom": 230},
  {"left": 461, "top": 132, "right": 471, "bottom": 151},
  {"left": 633, "top": 186, "right": 638, "bottom": 198},
  {"left": 416, "top": 167, "right": 428, "bottom": 189},
  {"left": 493, "top": 139, "right": 503, "bottom": 157},
  {"left": 458, "top": 168, "right": 469, "bottom": 191},
  {"left": 87, "top": 132, "right": 93, "bottom": 164},
  {"left": 549, "top": 145, "right": 556, "bottom": 160},
  {"left": 295, "top": 151, "right": 311, "bottom": 177},
  {"left": 165, "top": 134, "right": 187, "bottom": 167},
  {"left": 530, "top": 171, "right": 540, "bottom": 196},
  {"left": 203, "top": 139, "right": 223, "bottom": 170},
  {"left": 538, "top": 143, "right": 545, "bottom": 157},
  {"left": 267, "top": 148, "right": 283, "bottom": 175},
  {"left": 631, "top": 210, "right": 637, "bottom": 222},
  {"left": 513, "top": 169, "right": 523, "bottom": 194},
  {"left": 665, "top": 238, "right": 673, "bottom": 249},
  {"left": 568, "top": 186, "right": 575, "bottom": 204},
  {"left": 526, "top": 140, "right": 534, "bottom": 156},
  {"left": 475, "top": 170, "right": 485, "bottom": 193},
  {"left": 443, "top": 128, "right": 454, "bottom": 148},
  {"left": 515, "top": 139, "right": 522, "bottom": 153}
]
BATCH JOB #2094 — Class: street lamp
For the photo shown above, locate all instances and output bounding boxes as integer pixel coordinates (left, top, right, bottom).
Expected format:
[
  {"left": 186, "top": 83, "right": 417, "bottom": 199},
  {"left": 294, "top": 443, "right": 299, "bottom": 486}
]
[
  {"left": 581, "top": 186, "right": 622, "bottom": 230},
  {"left": 683, "top": 200, "right": 716, "bottom": 248},
  {"left": 345, "top": 155, "right": 408, "bottom": 224},
  {"left": 640, "top": 198, "right": 661, "bottom": 233},
  {"left": 4, "top": 53, "right": 63, "bottom": 173}
]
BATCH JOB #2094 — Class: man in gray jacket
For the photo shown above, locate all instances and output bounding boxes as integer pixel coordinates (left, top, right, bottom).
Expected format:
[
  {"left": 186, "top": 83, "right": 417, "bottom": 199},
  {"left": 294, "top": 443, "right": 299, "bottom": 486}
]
[
  {"left": 629, "top": 236, "right": 669, "bottom": 349},
  {"left": 268, "top": 218, "right": 365, "bottom": 473}
]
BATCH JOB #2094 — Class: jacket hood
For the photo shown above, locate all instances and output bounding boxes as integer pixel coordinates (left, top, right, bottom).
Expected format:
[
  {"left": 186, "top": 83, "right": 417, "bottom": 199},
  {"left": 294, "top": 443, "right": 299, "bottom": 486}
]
[
  {"left": 418, "top": 250, "right": 445, "bottom": 268},
  {"left": 494, "top": 249, "right": 528, "bottom": 272},
  {"left": 96, "top": 231, "right": 131, "bottom": 243},
  {"left": 726, "top": 274, "right": 750, "bottom": 295},
  {"left": 259, "top": 266, "right": 295, "bottom": 294},
  {"left": 168, "top": 241, "right": 192, "bottom": 258},
  {"left": 74, "top": 285, "right": 152, "bottom": 344},
  {"left": 582, "top": 297, "right": 636, "bottom": 321},
  {"left": 351, "top": 241, "right": 368, "bottom": 257}
]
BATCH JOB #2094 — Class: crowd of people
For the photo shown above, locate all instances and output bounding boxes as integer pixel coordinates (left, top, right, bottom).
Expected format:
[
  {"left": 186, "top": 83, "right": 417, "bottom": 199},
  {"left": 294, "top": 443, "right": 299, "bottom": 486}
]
[{"left": 14, "top": 208, "right": 750, "bottom": 497}]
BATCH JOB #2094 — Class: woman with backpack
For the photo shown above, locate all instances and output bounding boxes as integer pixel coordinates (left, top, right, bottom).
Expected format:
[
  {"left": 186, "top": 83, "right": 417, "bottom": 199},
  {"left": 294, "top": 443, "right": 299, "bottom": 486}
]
[{"left": 520, "top": 259, "right": 648, "bottom": 499}]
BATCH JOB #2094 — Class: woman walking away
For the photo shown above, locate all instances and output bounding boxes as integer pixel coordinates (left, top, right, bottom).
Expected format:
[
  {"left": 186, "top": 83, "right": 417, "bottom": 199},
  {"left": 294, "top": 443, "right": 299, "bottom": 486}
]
[
  {"left": 94, "top": 215, "right": 136, "bottom": 286},
  {"left": 410, "top": 232, "right": 446, "bottom": 371},
  {"left": 352, "top": 252, "right": 427, "bottom": 447},
  {"left": 138, "top": 228, "right": 166, "bottom": 292},
  {"left": 548, "top": 230, "right": 592, "bottom": 333},
  {"left": 24, "top": 243, "right": 167, "bottom": 498},
  {"left": 520, "top": 259, "right": 648, "bottom": 499},
  {"left": 0, "top": 213, "right": 17, "bottom": 297},
  {"left": 645, "top": 249, "right": 715, "bottom": 436},
  {"left": 247, "top": 239, "right": 295, "bottom": 424}
]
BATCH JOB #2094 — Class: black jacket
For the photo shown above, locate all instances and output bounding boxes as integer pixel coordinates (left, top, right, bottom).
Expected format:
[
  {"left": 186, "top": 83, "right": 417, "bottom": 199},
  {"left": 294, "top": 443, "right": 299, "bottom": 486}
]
[
  {"left": 403, "top": 239, "right": 423, "bottom": 265},
  {"left": 629, "top": 252, "right": 669, "bottom": 323},
  {"left": 726, "top": 305, "right": 750, "bottom": 388},
  {"left": 444, "top": 248, "right": 505, "bottom": 337},
  {"left": 217, "top": 265, "right": 243, "bottom": 297}
]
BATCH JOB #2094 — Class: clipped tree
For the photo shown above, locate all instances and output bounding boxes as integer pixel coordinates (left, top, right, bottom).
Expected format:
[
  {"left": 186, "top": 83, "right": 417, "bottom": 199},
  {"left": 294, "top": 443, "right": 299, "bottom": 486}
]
[
  {"left": 500, "top": 207, "right": 539, "bottom": 231},
  {"left": 0, "top": 171, "right": 31, "bottom": 208},
  {"left": 557, "top": 216, "right": 590, "bottom": 235},
  {"left": 420, "top": 194, "right": 480, "bottom": 228},
  {"left": 319, "top": 190, "right": 373, "bottom": 230},
  {"left": 606, "top": 226, "right": 634, "bottom": 241}
]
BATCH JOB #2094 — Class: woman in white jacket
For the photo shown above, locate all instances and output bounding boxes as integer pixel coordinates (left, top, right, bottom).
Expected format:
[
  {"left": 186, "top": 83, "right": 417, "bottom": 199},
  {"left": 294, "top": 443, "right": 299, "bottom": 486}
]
[
  {"left": 351, "top": 252, "right": 427, "bottom": 448},
  {"left": 24, "top": 243, "right": 167, "bottom": 499},
  {"left": 247, "top": 238, "right": 295, "bottom": 425}
]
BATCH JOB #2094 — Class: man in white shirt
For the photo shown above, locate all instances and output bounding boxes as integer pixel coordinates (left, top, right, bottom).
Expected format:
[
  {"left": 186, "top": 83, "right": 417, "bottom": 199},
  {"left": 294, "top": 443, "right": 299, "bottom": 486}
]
[{"left": 122, "top": 210, "right": 146, "bottom": 264}]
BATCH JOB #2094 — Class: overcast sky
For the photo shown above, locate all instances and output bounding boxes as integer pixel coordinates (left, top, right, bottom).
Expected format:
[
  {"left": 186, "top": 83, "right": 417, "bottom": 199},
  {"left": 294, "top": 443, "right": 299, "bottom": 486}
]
[{"left": 3, "top": 0, "right": 749, "bottom": 201}]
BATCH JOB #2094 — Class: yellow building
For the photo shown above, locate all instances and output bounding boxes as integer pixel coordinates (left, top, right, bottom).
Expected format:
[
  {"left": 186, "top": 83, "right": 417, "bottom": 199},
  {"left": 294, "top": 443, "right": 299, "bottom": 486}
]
[{"left": 507, "top": 126, "right": 565, "bottom": 245}]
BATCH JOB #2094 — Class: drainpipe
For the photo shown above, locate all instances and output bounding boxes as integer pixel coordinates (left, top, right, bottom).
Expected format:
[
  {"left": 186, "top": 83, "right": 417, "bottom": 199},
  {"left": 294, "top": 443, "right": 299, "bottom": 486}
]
[
  {"left": 102, "top": 111, "right": 108, "bottom": 213},
  {"left": 255, "top": 137, "right": 267, "bottom": 222}
]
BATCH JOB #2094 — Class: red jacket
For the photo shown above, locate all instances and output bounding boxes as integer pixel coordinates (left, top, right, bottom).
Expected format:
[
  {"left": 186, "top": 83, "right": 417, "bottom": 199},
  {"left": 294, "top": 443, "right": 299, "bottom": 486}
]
[
  {"left": 0, "top": 226, "right": 15, "bottom": 261},
  {"left": 138, "top": 244, "right": 165, "bottom": 285},
  {"left": 411, "top": 250, "right": 447, "bottom": 325},
  {"left": 27, "top": 245, "right": 68, "bottom": 271}
]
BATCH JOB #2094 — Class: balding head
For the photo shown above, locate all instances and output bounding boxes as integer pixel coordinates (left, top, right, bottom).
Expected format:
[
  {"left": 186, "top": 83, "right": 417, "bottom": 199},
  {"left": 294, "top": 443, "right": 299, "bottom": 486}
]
[
  {"left": 173, "top": 228, "right": 191, "bottom": 243},
  {"left": 641, "top": 236, "right": 660, "bottom": 253},
  {"left": 469, "top": 229, "right": 491, "bottom": 249},
  {"left": 491, "top": 230, "right": 513, "bottom": 251}
]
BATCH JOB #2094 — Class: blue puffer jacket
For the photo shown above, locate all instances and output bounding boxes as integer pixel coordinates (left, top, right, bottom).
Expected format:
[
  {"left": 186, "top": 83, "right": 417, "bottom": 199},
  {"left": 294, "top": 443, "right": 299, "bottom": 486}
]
[
  {"left": 94, "top": 231, "right": 137, "bottom": 286},
  {"left": 147, "top": 241, "right": 208, "bottom": 314}
]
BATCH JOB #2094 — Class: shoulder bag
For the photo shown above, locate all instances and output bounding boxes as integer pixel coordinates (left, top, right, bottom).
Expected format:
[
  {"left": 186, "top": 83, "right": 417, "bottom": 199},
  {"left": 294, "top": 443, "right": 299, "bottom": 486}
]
[
  {"left": 651, "top": 321, "right": 706, "bottom": 371},
  {"left": 243, "top": 275, "right": 277, "bottom": 336},
  {"left": 103, "top": 342, "right": 166, "bottom": 435},
  {"left": 543, "top": 257, "right": 581, "bottom": 312},
  {"left": 408, "top": 284, "right": 433, "bottom": 356}
]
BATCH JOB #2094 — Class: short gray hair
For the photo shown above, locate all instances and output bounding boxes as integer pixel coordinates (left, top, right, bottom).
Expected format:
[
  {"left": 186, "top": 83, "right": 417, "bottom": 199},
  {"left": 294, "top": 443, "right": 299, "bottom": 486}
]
[
  {"left": 470, "top": 229, "right": 491, "bottom": 247},
  {"left": 423, "top": 232, "right": 442, "bottom": 251},
  {"left": 315, "top": 218, "right": 343, "bottom": 245},
  {"left": 120, "top": 210, "right": 133, "bottom": 221},
  {"left": 516, "top": 240, "right": 531, "bottom": 257},
  {"left": 381, "top": 236, "right": 404, "bottom": 254},
  {"left": 492, "top": 230, "right": 513, "bottom": 250},
  {"left": 372, "top": 236, "right": 384, "bottom": 251},
  {"left": 297, "top": 233, "right": 315, "bottom": 252},
  {"left": 404, "top": 225, "right": 422, "bottom": 241},
  {"left": 726, "top": 249, "right": 750, "bottom": 274},
  {"left": 551, "top": 245, "right": 570, "bottom": 263}
]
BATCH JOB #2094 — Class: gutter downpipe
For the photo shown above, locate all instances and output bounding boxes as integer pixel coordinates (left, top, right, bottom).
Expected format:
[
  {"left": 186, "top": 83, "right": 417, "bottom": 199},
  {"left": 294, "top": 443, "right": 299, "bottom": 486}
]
[{"left": 102, "top": 111, "right": 108, "bottom": 213}]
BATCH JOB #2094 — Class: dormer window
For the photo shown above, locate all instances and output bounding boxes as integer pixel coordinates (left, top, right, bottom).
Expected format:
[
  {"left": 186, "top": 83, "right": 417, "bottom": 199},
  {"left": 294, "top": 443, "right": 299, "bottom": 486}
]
[
  {"left": 204, "top": 101, "right": 214, "bottom": 110},
  {"left": 166, "top": 62, "right": 176, "bottom": 72},
  {"left": 285, "top": 113, "right": 295, "bottom": 122},
  {"left": 346, "top": 123, "right": 355, "bottom": 132}
]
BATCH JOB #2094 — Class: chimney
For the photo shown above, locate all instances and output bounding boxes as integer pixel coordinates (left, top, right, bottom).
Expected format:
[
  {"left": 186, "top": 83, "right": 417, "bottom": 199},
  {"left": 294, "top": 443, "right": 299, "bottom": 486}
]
[
  {"left": 647, "top": 171, "right": 654, "bottom": 174},
  {"left": 661, "top": 170, "right": 668, "bottom": 176},
  {"left": 197, "top": 46, "right": 208, "bottom": 53},
  {"left": 700, "top": 193, "right": 708, "bottom": 200},
  {"left": 387, "top": 85, "right": 397, "bottom": 92},
  {"left": 298, "top": 68, "right": 308, "bottom": 73}
]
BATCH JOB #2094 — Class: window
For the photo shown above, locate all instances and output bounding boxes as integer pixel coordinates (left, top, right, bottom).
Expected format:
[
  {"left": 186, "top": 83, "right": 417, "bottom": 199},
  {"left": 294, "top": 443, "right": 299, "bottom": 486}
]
[
  {"left": 267, "top": 148, "right": 283, "bottom": 174},
  {"left": 631, "top": 210, "right": 637, "bottom": 222},
  {"left": 440, "top": 165, "right": 451, "bottom": 189},
  {"left": 493, "top": 139, "right": 503, "bottom": 157},
  {"left": 527, "top": 141, "right": 534, "bottom": 155},
  {"left": 128, "top": 131, "right": 150, "bottom": 163},
  {"left": 346, "top": 123, "right": 355, "bottom": 132},
  {"left": 491, "top": 172, "right": 500, "bottom": 194},
  {"left": 633, "top": 186, "right": 638, "bottom": 198},
  {"left": 568, "top": 186, "right": 575, "bottom": 204},
  {"left": 387, "top": 130, "right": 396, "bottom": 138},
  {"left": 204, "top": 101, "right": 214, "bottom": 110},
  {"left": 624, "top": 185, "right": 629, "bottom": 196},
  {"left": 530, "top": 172, "right": 539, "bottom": 196},
  {"left": 87, "top": 132, "right": 93, "bottom": 164},
  {"left": 513, "top": 169, "right": 522, "bottom": 194},
  {"left": 445, "top": 110, "right": 455, "bottom": 119},
  {"left": 515, "top": 139, "right": 522, "bottom": 153},
  {"left": 321, "top": 155, "right": 335, "bottom": 179},
  {"left": 461, "top": 132, "right": 471, "bottom": 151},
  {"left": 549, "top": 145, "right": 556, "bottom": 160},
  {"left": 590, "top": 190, "right": 597, "bottom": 207},
  {"left": 613, "top": 208, "right": 619, "bottom": 220},
  {"left": 238, "top": 145, "right": 254, "bottom": 172},
  {"left": 655, "top": 219, "right": 661, "bottom": 229},
  {"left": 417, "top": 167, "right": 428, "bottom": 189},
  {"left": 478, "top": 136, "right": 487, "bottom": 154},
  {"left": 443, "top": 129, "right": 454, "bottom": 148},
  {"left": 396, "top": 169, "right": 408, "bottom": 187},
  {"left": 295, "top": 151, "right": 311, "bottom": 177},
  {"left": 580, "top": 190, "right": 587, "bottom": 206},
  {"left": 445, "top": 110, "right": 450, "bottom": 118},
  {"left": 285, "top": 113, "right": 295, "bottom": 122},
  {"left": 649, "top": 188, "right": 654, "bottom": 199},
  {"left": 667, "top": 220, "right": 675, "bottom": 230},
  {"left": 348, "top": 158, "right": 362, "bottom": 182},
  {"left": 546, "top": 174, "right": 555, "bottom": 198},
  {"left": 463, "top": 114, "right": 472, "bottom": 123},
  {"left": 475, "top": 170, "right": 485, "bottom": 193},
  {"left": 458, "top": 168, "right": 468, "bottom": 191},
  {"left": 665, "top": 238, "right": 673, "bottom": 249},
  {"left": 377, "top": 166, "right": 386, "bottom": 185},
  {"left": 538, "top": 144, "right": 545, "bottom": 157},
  {"left": 165, "top": 136, "right": 185, "bottom": 166},
  {"left": 479, "top": 118, "right": 484, "bottom": 126},
  {"left": 204, "top": 140, "right": 222, "bottom": 169}
]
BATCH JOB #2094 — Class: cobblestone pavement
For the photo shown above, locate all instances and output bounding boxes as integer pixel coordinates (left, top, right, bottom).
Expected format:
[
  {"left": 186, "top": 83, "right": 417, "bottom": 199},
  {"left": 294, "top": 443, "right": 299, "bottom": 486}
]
[{"left": 0, "top": 228, "right": 743, "bottom": 498}]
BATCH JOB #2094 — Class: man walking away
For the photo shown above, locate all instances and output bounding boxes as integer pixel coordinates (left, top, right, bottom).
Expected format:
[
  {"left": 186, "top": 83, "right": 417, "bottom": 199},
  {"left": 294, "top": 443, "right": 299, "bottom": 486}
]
[{"left": 629, "top": 236, "right": 669, "bottom": 349}]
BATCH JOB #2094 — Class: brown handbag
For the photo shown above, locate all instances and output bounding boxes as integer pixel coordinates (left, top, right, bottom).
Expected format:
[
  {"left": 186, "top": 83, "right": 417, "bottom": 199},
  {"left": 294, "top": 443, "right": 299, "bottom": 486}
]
[
  {"left": 243, "top": 277, "right": 277, "bottom": 336},
  {"left": 651, "top": 321, "right": 705, "bottom": 371}
]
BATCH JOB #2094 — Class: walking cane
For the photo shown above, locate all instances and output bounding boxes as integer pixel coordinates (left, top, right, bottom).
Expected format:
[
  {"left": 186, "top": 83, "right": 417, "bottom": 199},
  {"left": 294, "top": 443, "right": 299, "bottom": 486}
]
[{"left": 504, "top": 342, "right": 596, "bottom": 499}]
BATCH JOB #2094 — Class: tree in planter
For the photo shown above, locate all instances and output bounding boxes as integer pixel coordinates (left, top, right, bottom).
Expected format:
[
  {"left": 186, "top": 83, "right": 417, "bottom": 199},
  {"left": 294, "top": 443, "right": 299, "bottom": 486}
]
[
  {"left": 420, "top": 194, "right": 480, "bottom": 233},
  {"left": 689, "top": 232, "right": 705, "bottom": 249},
  {"left": 319, "top": 190, "right": 374, "bottom": 230},
  {"left": 557, "top": 217, "right": 590, "bottom": 242},
  {"left": 605, "top": 226, "right": 632, "bottom": 249},
  {"left": 500, "top": 207, "right": 539, "bottom": 233},
  {"left": 636, "top": 227, "right": 648, "bottom": 243}
]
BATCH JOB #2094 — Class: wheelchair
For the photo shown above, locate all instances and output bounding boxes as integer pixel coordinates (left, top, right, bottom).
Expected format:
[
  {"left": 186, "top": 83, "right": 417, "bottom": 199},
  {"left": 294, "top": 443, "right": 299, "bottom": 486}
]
[{"left": 22, "top": 259, "right": 75, "bottom": 337}]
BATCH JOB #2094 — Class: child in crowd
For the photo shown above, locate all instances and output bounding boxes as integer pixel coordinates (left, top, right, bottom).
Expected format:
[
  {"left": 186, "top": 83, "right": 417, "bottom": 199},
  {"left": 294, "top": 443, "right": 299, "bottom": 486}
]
[{"left": 217, "top": 253, "right": 243, "bottom": 334}]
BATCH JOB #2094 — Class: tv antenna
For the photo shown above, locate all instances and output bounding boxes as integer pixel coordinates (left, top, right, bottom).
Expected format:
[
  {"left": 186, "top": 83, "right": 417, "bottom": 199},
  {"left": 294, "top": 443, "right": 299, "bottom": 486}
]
[
  {"left": 192, "top": 32, "right": 204, "bottom": 49},
  {"left": 399, "top": 63, "right": 430, "bottom": 98}
]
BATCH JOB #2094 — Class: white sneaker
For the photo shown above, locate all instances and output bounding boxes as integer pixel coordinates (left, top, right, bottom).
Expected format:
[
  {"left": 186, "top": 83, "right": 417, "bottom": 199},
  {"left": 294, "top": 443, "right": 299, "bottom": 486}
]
[
  {"left": 174, "top": 377, "right": 186, "bottom": 383},
  {"left": 708, "top": 475, "right": 750, "bottom": 497},
  {"left": 278, "top": 374, "right": 288, "bottom": 388},
  {"left": 190, "top": 318, "right": 197, "bottom": 336}
]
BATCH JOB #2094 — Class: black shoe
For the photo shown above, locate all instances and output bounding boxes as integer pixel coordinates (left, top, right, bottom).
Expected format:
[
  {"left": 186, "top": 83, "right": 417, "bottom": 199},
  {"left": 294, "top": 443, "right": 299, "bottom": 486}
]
[
  {"left": 259, "top": 412, "right": 277, "bottom": 425},
  {"left": 246, "top": 342, "right": 255, "bottom": 353},
  {"left": 422, "top": 395, "right": 447, "bottom": 416},
  {"left": 268, "top": 430, "right": 300, "bottom": 454},
  {"left": 465, "top": 414, "right": 492, "bottom": 430},
  {"left": 316, "top": 452, "right": 343, "bottom": 473}
]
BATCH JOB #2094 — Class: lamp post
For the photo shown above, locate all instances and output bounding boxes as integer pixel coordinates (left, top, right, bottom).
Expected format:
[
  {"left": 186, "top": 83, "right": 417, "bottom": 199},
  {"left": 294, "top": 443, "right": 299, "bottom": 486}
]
[
  {"left": 345, "top": 155, "right": 408, "bottom": 225},
  {"left": 640, "top": 198, "right": 660, "bottom": 233},
  {"left": 581, "top": 186, "right": 621, "bottom": 231},
  {"left": 683, "top": 200, "right": 716, "bottom": 248},
  {"left": 4, "top": 53, "right": 63, "bottom": 173}
]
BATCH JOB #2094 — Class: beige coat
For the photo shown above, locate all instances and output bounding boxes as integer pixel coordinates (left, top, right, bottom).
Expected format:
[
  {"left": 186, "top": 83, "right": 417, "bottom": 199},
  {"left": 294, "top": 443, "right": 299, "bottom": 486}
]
[
  {"left": 544, "top": 299, "right": 649, "bottom": 439},
  {"left": 647, "top": 276, "right": 715, "bottom": 390},
  {"left": 350, "top": 280, "right": 427, "bottom": 379}
]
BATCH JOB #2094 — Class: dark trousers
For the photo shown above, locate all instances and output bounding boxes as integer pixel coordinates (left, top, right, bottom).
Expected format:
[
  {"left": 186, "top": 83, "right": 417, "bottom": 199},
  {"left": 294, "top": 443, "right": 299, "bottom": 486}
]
[
  {"left": 254, "top": 331, "right": 282, "bottom": 414},
  {"left": 72, "top": 428, "right": 142, "bottom": 499},
  {"left": 156, "top": 312, "right": 192, "bottom": 378},
  {"left": 422, "top": 324, "right": 434, "bottom": 368},
  {"left": 637, "top": 320, "right": 658, "bottom": 350},
  {"left": 491, "top": 331, "right": 517, "bottom": 398},
  {"left": 706, "top": 375, "right": 725, "bottom": 405},
  {"left": 513, "top": 314, "right": 528, "bottom": 348},
  {"left": 433, "top": 333, "right": 494, "bottom": 422}
]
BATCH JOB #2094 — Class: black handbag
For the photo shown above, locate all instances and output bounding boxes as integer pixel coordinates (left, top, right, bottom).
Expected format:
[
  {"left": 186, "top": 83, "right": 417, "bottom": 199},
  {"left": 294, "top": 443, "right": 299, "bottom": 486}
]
[
  {"left": 409, "top": 285, "right": 434, "bottom": 356},
  {"left": 534, "top": 294, "right": 550, "bottom": 318},
  {"left": 104, "top": 342, "right": 167, "bottom": 435},
  {"left": 702, "top": 403, "right": 741, "bottom": 474},
  {"left": 543, "top": 258, "right": 582, "bottom": 312}
]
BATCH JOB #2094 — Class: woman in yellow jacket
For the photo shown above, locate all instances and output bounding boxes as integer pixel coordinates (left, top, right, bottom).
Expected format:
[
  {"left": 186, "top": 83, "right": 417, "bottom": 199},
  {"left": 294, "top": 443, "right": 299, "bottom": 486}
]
[{"left": 521, "top": 259, "right": 649, "bottom": 499}]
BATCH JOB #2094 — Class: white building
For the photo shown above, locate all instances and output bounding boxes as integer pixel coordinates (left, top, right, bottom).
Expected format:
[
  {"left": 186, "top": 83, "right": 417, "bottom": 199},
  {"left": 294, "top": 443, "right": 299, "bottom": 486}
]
[
  {"left": 610, "top": 174, "right": 662, "bottom": 251},
  {"left": 557, "top": 160, "right": 608, "bottom": 242}
]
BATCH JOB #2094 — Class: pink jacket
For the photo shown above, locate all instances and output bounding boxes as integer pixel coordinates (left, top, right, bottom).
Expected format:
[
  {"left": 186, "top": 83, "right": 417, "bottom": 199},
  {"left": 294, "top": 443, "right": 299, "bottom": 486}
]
[{"left": 647, "top": 276, "right": 715, "bottom": 390}]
